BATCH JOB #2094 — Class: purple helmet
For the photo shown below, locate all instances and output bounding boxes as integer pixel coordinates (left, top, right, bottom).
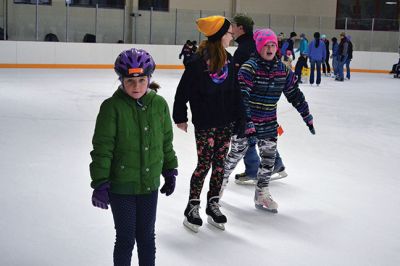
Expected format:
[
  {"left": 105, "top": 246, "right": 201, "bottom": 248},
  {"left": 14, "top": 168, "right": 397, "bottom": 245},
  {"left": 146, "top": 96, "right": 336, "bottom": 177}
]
[{"left": 114, "top": 48, "right": 156, "bottom": 78}]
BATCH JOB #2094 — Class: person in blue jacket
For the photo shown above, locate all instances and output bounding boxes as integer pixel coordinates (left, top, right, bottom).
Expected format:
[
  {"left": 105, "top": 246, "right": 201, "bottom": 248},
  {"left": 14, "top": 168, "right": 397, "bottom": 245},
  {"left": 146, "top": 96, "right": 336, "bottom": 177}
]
[
  {"left": 308, "top": 32, "right": 326, "bottom": 86},
  {"left": 296, "top": 33, "right": 309, "bottom": 57}
]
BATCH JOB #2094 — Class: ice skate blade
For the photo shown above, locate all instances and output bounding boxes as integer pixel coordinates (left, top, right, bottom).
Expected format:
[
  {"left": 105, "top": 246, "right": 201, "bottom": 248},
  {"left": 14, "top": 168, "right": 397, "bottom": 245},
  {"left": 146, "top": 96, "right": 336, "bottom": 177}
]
[
  {"left": 207, "top": 216, "right": 225, "bottom": 231},
  {"left": 270, "top": 170, "right": 288, "bottom": 181},
  {"left": 255, "top": 204, "right": 278, "bottom": 213},
  {"left": 183, "top": 218, "right": 200, "bottom": 233},
  {"left": 234, "top": 179, "right": 257, "bottom": 185}
]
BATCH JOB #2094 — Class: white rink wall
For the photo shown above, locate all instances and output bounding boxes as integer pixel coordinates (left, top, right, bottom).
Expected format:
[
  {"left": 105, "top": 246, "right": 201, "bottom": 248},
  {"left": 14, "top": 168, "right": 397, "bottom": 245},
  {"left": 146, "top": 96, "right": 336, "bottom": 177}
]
[{"left": 0, "top": 40, "right": 397, "bottom": 71}]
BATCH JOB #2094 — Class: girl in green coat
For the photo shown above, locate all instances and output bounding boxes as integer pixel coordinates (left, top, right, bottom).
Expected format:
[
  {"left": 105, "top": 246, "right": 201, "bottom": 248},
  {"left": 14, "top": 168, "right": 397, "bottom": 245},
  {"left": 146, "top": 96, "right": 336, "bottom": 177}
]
[{"left": 89, "top": 48, "right": 178, "bottom": 266}]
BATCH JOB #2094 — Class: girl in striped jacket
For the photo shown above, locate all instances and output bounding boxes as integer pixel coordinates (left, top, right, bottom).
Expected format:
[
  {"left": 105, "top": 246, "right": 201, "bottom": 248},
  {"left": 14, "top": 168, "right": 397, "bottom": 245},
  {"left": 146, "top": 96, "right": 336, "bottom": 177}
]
[{"left": 224, "top": 29, "right": 315, "bottom": 213}]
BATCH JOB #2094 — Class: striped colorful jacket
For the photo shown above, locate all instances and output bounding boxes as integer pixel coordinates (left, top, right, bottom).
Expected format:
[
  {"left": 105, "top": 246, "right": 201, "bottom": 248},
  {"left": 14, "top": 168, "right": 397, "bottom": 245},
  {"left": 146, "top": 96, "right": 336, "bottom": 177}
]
[{"left": 238, "top": 54, "right": 311, "bottom": 139}]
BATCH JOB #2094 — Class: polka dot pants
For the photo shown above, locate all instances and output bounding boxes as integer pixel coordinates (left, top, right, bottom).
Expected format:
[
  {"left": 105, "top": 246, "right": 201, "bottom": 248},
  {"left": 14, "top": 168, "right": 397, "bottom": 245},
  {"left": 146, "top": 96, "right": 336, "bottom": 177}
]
[{"left": 109, "top": 191, "right": 158, "bottom": 266}]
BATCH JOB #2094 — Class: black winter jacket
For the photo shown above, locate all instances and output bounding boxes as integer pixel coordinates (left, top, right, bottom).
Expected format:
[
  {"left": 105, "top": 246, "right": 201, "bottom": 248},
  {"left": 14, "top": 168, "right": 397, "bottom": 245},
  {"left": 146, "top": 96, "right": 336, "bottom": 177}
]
[
  {"left": 233, "top": 34, "right": 256, "bottom": 72},
  {"left": 173, "top": 52, "right": 243, "bottom": 130}
]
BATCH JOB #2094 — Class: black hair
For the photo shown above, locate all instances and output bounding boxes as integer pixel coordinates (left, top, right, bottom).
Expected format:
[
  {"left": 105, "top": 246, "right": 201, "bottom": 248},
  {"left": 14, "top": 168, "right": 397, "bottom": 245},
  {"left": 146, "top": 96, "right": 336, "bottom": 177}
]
[
  {"left": 238, "top": 24, "right": 253, "bottom": 35},
  {"left": 314, "top": 32, "right": 320, "bottom": 48}
]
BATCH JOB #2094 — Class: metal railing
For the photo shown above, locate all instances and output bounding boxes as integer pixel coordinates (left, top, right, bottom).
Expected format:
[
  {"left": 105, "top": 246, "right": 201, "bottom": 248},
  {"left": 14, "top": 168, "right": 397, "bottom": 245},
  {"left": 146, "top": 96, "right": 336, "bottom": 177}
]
[{"left": 0, "top": 2, "right": 399, "bottom": 52}]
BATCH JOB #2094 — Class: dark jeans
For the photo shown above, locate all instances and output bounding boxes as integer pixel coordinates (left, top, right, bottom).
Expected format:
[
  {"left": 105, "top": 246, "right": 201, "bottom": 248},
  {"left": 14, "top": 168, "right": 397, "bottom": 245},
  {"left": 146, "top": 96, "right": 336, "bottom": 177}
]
[
  {"left": 337, "top": 56, "right": 348, "bottom": 79},
  {"left": 110, "top": 191, "right": 158, "bottom": 266},
  {"left": 310, "top": 59, "right": 322, "bottom": 85},
  {"left": 345, "top": 58, "right": 351, "bottom": 79},
  {"left": 322, "top": 57, "right": 331, "bottom": 74}
]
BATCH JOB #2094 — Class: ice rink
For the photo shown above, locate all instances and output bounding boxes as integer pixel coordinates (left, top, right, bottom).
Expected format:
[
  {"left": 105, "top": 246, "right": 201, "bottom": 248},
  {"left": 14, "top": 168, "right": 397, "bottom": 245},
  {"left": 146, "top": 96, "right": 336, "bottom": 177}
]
[{"left": 0, "top": 68, "right": 399, "bottom": 266}]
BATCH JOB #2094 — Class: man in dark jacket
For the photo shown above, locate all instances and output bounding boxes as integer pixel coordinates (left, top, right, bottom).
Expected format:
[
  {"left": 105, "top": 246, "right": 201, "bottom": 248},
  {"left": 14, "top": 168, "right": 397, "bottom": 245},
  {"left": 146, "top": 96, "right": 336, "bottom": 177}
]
[
  {"left": 281, "top": 32, "right": 297, "bottom": 60},
  {"left": 336, "top": 32, "right": 348, "bottom": 81},
  {"left": 345, "top": 35, "right": 353, "bottom": 80},
  {"left": 179, "top": 40, "right": 195, "bottom": 67},
  {"left": 224, "top": 14, "right": 287, "bottom": 188},
  {"left": 231, "top": 14, "right": 256, "bottom": 72}
]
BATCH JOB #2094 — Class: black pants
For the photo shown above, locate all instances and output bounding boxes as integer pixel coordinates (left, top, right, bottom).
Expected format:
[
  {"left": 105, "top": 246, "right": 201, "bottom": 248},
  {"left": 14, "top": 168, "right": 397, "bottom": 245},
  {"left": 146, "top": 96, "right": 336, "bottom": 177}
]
[
  {"left": 110, "top": 191, "right": 158, "bottom": 266},
  {"left": 189, "top": 125, "right": 232, "bottom": 200},
  {"left": 322, "top": 56, "right": 331, "bottom": 74}
]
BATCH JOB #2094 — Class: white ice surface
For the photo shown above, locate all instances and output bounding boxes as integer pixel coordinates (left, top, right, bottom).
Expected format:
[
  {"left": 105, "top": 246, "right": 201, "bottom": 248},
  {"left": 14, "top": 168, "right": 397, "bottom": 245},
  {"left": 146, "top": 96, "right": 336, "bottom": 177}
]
[{"left": 0, "top": 69, "right": 399, "bottom": 266}]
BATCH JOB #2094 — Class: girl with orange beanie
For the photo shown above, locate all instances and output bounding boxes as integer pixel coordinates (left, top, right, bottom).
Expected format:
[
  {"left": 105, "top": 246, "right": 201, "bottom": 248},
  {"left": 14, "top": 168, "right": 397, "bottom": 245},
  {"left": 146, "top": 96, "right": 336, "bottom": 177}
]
[{"left": 173, "top": 15, "right": 242, "bottom": 232}]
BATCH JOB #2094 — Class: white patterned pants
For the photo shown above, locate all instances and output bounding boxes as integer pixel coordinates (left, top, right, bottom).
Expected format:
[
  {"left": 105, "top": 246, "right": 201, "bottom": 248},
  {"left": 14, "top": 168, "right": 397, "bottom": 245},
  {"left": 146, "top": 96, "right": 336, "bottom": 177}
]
[{"left": 224, "top": 135, "right": 277, "bottom": 188}]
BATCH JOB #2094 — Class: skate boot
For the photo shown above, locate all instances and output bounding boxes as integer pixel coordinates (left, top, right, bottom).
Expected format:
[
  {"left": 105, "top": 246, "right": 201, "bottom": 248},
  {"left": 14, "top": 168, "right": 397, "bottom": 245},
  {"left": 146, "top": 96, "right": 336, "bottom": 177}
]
[
  {"left": 270, "top": 166, "right": 288, "bottom": 181},
  {"left": 254, "top": 186, "right": 278, "bottom": 213},
  {"left": 206, "top": 196, "right": 227, "bottom": 230},
  {"left": 219, "top": 178, "right": 229, "bottom": 199},
  {"left": 183, "top": 199, "right": 202, "bottom": 233},
  {"left": 234, "top": 172, "right": 257, "bottom": 185}
]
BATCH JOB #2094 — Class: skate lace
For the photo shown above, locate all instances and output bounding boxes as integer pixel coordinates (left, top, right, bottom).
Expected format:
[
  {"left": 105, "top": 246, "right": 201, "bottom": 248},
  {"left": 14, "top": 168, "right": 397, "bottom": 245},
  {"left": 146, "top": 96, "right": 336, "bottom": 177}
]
[
  {"left": 257, "top": 189, "right": 273, "bottom": 201},
  {"left": 189, "top": 204, "right": 201, "bottom": 218},
  {"left": 209, "top": 201, "right": 223, "bottom": 216}
]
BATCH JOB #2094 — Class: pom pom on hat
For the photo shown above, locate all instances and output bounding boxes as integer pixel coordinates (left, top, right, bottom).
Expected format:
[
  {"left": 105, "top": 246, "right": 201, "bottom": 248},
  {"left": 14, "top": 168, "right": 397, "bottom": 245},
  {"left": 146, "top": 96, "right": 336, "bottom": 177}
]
[
  {"left": 253, "top": 28, "right": 278, "bottom": 54},
  {"left": 196, "top": 16, "right": 231, "bottom": 41}
]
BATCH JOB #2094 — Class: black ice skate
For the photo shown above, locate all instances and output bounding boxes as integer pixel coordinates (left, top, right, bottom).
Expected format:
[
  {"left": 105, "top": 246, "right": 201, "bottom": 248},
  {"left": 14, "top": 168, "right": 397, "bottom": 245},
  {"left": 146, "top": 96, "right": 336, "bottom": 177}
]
[
  {"left": 206, "top": 196, "right": 227, "bottom": 231},
  {"left": 183, "top": 199, "right": 202, "bottom": 233},
  {"left": 234, "top": 172, "right": 257, "bottom": 185}
]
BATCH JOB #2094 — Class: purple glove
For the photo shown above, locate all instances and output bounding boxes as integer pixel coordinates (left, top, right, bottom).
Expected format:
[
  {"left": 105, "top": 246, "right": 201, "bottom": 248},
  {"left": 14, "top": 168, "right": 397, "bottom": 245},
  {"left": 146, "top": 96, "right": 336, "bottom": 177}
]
[
  {"left": 92, "top": 182, "right": 110, "bottom": 209},
  {"left": 160, "top": 169, "right": 177, "bottom": 196},
  {"left": 303, "top": 114, "right": 315, "bottom": 135}
]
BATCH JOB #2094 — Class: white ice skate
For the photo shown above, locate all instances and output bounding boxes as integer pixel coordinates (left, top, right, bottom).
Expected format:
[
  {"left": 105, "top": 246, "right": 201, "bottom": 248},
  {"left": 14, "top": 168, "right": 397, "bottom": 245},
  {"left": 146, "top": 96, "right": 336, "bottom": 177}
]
[{"left": 254, "top": 187, "right": 278, "bottom": 213}]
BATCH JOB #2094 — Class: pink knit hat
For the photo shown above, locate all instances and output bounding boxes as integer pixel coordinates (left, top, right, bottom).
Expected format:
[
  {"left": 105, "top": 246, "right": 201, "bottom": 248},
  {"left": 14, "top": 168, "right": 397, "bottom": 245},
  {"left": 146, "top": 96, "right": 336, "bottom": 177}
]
[{"left": 253, "top": 29, "right": 278, "bottom": 54}]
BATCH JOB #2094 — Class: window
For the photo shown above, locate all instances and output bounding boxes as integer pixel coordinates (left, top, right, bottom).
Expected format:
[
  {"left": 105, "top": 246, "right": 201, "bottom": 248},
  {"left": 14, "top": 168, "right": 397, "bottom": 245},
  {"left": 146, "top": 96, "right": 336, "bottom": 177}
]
[
  {"left": 66, "top": 0, "right": 125, "bottom": 9},
  {"left": 139, "top": 0, "right": 169, "bottom": 11},
  {"left": 14, "top": 0, "right": 51, "bottom": 4},
  {"left": 336, "top": 0, "right": 399, "bottom": 31}
]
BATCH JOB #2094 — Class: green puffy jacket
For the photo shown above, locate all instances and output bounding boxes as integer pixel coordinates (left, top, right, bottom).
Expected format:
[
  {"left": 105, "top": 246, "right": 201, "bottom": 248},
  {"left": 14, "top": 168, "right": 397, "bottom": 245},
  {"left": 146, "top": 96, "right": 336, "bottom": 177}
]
[{"left": 90, "top": 88, "right": 178, "bottom": 195}]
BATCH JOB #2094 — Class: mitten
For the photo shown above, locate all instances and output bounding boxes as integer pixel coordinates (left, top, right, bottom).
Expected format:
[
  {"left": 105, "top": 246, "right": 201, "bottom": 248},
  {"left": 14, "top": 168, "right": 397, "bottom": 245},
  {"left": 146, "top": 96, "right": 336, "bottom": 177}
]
[
  {"left": 245, "top": 121, "right": 257, "bottom": 145},
  {"left": 92, "top": 182, "right": 110, "bottom": 209},
  {"left": 303, "top": 114, "right": 315, "bottom": 135},
  {"left": 160, "top": 169, "right": 177, "bottom": 196}
]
